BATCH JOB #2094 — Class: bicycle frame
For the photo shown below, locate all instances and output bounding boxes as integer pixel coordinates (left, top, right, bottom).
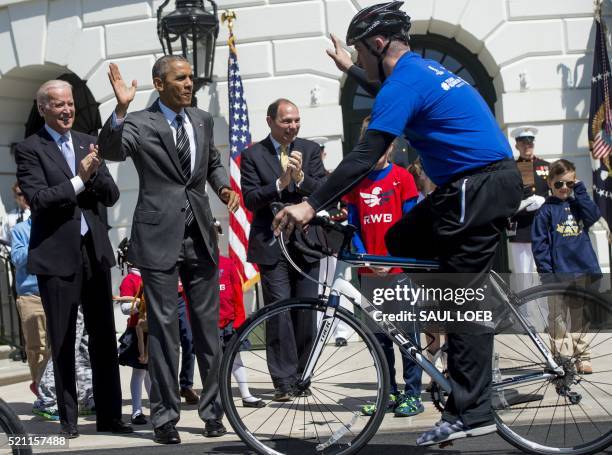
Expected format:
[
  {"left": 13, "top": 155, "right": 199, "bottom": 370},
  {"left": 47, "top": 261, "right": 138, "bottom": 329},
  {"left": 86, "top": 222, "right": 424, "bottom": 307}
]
[{"left": 291, "top": 245, "right": 453, "bottom": 394}]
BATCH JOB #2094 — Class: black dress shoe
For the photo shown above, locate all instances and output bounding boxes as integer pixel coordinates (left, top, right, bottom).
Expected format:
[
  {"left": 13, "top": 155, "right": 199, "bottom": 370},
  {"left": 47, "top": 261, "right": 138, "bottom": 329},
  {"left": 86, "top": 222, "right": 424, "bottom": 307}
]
[
  {"left": 335, "top": 337, "right": 348, "bottom": 347},
  {"left": 272, "top": 389, "right": 292, "bottom": 402},
  {"left": 293, "top": 387, "right": 312, "bottom": 398},
  {"left": 242, "top": 398, "right": 266, "bottom": 408},
  {"left": 59, "top": 423, "right": 79, "bottom": 439},
  {"left": 154, "top": 422, "right": 181, "bottom": 444},
  {"left": 97, "top": 418, "right": 134, "bottom": 434},
  {"left": 203, "top": 419, "right": 227, "bottom": 438},
  {"left": 131, "top": 413, "right": 148, "bottom": 425}
]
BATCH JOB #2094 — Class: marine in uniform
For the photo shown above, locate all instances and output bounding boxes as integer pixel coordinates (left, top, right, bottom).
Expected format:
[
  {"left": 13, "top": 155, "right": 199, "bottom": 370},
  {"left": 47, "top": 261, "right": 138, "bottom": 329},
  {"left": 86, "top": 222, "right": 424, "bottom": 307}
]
[{"left": 508, "top": 126, "right": 550, "bottom": 278}]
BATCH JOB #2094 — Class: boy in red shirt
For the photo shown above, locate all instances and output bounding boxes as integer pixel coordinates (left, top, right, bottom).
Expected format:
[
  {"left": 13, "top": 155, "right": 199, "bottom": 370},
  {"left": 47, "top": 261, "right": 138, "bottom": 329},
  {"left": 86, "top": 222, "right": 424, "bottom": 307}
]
[
  {"left": 218, "top": 255, "right": 264, "bottom": 408},
  {"left": 343, "top": 145, "right": 423, "bottom": 417}
]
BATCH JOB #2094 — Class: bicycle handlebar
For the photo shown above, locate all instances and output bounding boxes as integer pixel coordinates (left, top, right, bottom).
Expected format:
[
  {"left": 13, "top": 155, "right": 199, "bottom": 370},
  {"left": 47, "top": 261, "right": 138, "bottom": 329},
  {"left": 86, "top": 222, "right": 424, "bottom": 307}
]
[{"left": 270, "top": 202, "right": 355, "bottom": 260}]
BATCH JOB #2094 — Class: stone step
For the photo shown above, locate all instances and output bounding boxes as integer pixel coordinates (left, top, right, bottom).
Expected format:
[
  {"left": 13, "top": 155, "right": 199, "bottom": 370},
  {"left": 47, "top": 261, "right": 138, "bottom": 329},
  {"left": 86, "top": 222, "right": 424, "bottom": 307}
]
[{"left": 0, "top": 356, "right": 30, "bottom": 387}]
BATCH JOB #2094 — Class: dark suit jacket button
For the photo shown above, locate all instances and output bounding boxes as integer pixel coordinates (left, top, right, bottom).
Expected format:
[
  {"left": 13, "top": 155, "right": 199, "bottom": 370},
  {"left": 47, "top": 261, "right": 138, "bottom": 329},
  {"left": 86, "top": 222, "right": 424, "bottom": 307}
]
[{"left": 181, "top": 208, "right": 185, "bottom": 212}]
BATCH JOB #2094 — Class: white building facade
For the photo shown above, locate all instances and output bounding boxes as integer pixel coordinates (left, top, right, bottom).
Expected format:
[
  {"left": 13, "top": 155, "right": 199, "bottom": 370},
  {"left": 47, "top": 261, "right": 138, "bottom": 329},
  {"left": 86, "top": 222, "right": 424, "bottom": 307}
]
[{"left": 0, "top": 0, "right": 609, "bottom": 284}]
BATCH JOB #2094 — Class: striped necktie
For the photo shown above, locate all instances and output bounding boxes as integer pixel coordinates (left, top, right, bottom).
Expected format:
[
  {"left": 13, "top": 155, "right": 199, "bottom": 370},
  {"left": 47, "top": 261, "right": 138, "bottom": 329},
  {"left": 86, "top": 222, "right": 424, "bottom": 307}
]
[{"left": 175, "top": 115, "right": 194, "bottom": 227}]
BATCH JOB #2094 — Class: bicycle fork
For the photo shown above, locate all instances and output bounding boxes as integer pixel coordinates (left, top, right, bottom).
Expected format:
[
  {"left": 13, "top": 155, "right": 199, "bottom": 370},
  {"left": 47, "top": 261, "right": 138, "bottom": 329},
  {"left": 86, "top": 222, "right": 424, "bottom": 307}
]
[{"left": 298, "top": 293, "right": 341, "bottom": 387}]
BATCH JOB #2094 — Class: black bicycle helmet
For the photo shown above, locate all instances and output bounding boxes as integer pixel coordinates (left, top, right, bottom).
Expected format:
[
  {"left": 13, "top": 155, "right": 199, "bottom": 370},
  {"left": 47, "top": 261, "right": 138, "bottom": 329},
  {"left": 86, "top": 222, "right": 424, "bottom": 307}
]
[{"left": 346, "top": 1, "right": 411, "bottom": 46}]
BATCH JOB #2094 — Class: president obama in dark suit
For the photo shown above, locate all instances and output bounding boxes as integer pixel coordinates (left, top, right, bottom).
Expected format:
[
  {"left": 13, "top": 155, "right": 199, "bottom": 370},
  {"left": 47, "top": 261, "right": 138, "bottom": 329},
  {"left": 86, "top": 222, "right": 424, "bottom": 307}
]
[
  {"left": 241, "top": 98, "right": 327, "bottom": 400},
  {"left": 15, "top": 80, "right": 128, "bottom": 438},
  {"left": 97, "top": 56, "right": 239, "bottom": 444}
]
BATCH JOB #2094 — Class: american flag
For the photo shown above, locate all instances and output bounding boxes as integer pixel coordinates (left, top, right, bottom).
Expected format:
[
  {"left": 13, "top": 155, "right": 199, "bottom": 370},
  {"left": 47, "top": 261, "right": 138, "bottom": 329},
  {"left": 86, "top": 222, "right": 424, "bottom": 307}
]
[
  {"left": 589, "top": 6, "right": 612, "bottom": 159},
  {"left": 228, "top": 32, "right": 259, "bottom": 289},
  {"left": 590, "top": 3, "right": 612, "bottom": 225}
]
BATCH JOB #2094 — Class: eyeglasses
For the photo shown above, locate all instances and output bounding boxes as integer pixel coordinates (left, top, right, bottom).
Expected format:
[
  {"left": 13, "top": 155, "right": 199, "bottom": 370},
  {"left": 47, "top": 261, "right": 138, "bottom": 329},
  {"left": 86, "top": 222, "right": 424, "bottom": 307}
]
[{"left": 553, "top": 180, "right": 575, "bottom": 189}]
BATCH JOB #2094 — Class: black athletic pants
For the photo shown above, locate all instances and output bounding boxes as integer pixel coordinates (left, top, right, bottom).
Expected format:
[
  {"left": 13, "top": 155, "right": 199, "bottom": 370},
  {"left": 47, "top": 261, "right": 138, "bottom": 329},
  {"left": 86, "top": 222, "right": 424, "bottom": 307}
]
[{"left": 385, "top": 158, "right": 522, "bottom": 427}]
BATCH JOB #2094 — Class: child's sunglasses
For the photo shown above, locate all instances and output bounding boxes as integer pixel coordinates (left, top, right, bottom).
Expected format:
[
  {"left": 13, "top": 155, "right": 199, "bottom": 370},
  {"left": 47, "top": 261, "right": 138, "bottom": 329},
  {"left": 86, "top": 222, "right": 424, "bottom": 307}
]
[{"left": 553, "top": 180, "right": 575, "bottom": 189}]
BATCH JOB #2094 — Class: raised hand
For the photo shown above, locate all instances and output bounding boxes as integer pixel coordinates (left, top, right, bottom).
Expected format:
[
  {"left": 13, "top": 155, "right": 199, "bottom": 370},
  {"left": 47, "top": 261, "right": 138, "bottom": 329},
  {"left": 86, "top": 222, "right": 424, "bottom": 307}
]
[
  {"left": 326, "top": 34, "right": 354, "bottom": 73},
  {"left": 107, "top": 63, "right": 137, "bottom": 118}
]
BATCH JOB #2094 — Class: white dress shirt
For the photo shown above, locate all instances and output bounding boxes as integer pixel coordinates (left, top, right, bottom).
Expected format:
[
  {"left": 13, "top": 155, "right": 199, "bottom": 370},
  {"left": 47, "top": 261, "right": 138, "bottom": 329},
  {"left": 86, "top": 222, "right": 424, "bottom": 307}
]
[{"left": 44, "top": 125, "right": 85, "bottom": 195}]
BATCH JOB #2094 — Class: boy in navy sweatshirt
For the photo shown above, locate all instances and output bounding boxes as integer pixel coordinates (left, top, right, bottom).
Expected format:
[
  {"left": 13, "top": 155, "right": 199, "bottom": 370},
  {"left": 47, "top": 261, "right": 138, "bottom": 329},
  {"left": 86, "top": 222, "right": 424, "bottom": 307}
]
[{"left": 532, "top": 159, "right": 601, "bottom": 374}]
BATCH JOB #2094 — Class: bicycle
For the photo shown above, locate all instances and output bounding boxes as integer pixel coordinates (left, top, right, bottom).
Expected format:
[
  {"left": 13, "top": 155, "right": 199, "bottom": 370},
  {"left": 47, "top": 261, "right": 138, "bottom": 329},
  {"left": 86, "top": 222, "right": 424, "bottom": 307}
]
[
  {"left": 0, "top": 398, "right": 32, "bottom": 454},
  {"left": 219, "top": 209, "right": 612, "bottom": 455}
]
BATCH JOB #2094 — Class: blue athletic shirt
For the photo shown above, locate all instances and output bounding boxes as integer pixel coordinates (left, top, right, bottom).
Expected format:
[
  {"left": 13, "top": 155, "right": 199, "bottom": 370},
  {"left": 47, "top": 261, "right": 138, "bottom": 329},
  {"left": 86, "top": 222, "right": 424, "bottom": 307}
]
[{"left": 368, "top": 52, "right": 512, "bottom": 185}]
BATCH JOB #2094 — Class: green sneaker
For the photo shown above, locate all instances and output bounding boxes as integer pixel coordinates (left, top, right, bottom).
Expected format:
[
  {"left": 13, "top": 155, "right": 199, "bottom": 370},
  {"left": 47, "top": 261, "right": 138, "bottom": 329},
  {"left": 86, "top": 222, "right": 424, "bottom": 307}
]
[
  {"left": 361, "top": 393, "right": 400, "bottom": 416},
  {"left": 394, "top": 395, "right": 425, "bottom": 417},
  {"left": 33, "top": 405, "right": 60, "bottom": 421}
]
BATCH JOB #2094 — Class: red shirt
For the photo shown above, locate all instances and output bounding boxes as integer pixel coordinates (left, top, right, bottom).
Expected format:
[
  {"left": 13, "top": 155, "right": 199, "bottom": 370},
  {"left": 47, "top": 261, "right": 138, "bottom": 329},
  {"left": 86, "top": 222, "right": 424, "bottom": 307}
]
[
  {"left": 343, "top": 164, "right": 417, "bottom": 273},
  {"left": 219, "top": 255, "right": 246, "bottom": 329},
  {"left": 120, "top": 272, "right": 142, "bottom": 328}
]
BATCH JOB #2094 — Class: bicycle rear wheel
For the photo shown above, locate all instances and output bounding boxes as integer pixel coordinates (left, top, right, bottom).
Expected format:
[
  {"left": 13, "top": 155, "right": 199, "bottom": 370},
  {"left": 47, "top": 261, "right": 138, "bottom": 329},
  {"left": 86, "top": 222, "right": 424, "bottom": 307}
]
[
  {"left": 220, "top": 298, "right": 389, "bottom": 455},
  {"left": 493, "top": 283, "right": 612, "bottom": 454}
]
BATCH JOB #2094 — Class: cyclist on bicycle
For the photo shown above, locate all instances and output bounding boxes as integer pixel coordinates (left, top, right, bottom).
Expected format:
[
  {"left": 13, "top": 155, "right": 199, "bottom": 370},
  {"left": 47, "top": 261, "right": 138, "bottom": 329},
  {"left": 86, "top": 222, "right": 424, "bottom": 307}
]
[{"left": 273, "top": 1, "right": 523, "bottom": 446}]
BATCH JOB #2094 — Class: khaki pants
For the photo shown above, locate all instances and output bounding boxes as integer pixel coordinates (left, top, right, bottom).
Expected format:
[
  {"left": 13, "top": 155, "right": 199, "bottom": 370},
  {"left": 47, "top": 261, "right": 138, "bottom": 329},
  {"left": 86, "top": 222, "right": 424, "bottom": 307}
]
[
  {"left": 548, "top": 286, "right": 591, "bottom": 361},
  {"left": 16, "top": 294, "right": 49, "bottom": 383}
]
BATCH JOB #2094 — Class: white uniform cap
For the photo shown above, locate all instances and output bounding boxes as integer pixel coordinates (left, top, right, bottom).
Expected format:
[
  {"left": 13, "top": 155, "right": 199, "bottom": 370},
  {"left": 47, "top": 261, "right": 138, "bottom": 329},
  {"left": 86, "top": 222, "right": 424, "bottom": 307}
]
[
  {"left": 309, "top": 136, "right": 328, "bottom": 147},
  {"left": 510, "top": 126, "right": 538, "bottom": 139}
]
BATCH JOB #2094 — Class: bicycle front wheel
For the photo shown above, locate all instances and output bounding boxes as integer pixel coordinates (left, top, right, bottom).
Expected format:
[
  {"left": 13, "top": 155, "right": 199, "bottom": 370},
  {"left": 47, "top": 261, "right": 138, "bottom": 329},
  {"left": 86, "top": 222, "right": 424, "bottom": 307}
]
[
  {"left": 220, "top": 298, "right": 390, "bottom": 455},
  {"left": 0, "top": 399, "right": 32, "bottom": 455},
  {"left": 493, "top": 283, "right": 612, "bottom": 455}
]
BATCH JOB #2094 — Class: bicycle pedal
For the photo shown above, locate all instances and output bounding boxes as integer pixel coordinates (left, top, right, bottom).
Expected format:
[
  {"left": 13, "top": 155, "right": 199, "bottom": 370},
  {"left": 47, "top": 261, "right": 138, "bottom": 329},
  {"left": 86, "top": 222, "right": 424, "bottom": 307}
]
[{"left": 439, "top": 440, "right": 454, "bottom": 448}]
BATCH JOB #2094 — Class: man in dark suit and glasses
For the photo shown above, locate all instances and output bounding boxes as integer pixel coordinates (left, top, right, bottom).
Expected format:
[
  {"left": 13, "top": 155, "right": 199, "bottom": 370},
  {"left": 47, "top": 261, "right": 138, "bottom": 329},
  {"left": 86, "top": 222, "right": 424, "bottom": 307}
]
[
  {"left": 15, "top": 79, "right": 129, "bottom": 438},
  {"left": 97, "top": 56, "right": 239, "bottom": 444},
  {"left": 241, "top": 99, "right": 327, "bottom": 400}
]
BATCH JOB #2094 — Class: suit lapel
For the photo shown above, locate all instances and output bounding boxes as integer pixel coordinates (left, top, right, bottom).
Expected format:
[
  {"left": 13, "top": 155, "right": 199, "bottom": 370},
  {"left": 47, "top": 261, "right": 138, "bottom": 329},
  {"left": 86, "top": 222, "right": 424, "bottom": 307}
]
[
  {"left": 261, "top": 136, "right": 282, "bottom": 178},
  {"left": 149, "top": 101, "right": 184, "bottom": 180},
  {"left": 71, "top": 132, "right": 88, "bottom": 170},
  {"left": 38, "top": 129, "right": 73, "bottom": 179},
  {"left": 186, "top": 108, "right": 203, "bottom": 182}
]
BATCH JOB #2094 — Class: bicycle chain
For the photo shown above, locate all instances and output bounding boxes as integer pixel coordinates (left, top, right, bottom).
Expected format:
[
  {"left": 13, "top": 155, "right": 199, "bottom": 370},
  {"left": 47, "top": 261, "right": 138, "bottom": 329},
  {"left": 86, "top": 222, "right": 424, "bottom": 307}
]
[{"left": 499, "top": 362, "right": 543, "bottom": 372}]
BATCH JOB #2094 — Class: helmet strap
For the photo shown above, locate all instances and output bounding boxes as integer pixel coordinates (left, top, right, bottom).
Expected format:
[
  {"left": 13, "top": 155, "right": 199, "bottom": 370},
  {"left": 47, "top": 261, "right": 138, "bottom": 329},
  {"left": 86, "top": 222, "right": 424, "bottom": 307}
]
[{"left": 361, "top": 39, "right": 392, "bottom": 83}]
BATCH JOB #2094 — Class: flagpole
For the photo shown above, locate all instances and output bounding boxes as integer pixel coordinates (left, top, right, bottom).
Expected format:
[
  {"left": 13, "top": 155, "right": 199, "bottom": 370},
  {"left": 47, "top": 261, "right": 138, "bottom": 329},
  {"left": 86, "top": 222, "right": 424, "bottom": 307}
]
[
  {"left": 222, "top": 10, "right": 261, "bottom": 315},
  {"left": 222, "top": 10, "right": 237, "bottom": 50},
  {"left": 595, "top": 0, "right": 603, "bottom": 23}
]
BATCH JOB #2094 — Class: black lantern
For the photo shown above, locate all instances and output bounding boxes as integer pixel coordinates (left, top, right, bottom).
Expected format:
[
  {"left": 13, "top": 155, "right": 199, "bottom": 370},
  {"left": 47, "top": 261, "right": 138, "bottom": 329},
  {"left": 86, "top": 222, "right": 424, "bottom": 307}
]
[{"left": 157, "top": 0, "right": 219, "bottom": 94}]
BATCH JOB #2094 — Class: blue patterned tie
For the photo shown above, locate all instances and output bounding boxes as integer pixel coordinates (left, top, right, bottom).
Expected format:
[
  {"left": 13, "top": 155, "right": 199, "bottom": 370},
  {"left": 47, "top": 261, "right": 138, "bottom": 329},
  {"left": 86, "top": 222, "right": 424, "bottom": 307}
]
[{"left": 175, "top": 115, "right": 194, "bottom": 227}]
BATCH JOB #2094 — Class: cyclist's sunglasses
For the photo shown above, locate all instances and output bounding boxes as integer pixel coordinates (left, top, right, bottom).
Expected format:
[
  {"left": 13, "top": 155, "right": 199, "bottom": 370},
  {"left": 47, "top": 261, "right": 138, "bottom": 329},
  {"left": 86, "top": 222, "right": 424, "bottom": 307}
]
[{"left": 553, "top": 180, "right": 575, "bottom": 189}]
